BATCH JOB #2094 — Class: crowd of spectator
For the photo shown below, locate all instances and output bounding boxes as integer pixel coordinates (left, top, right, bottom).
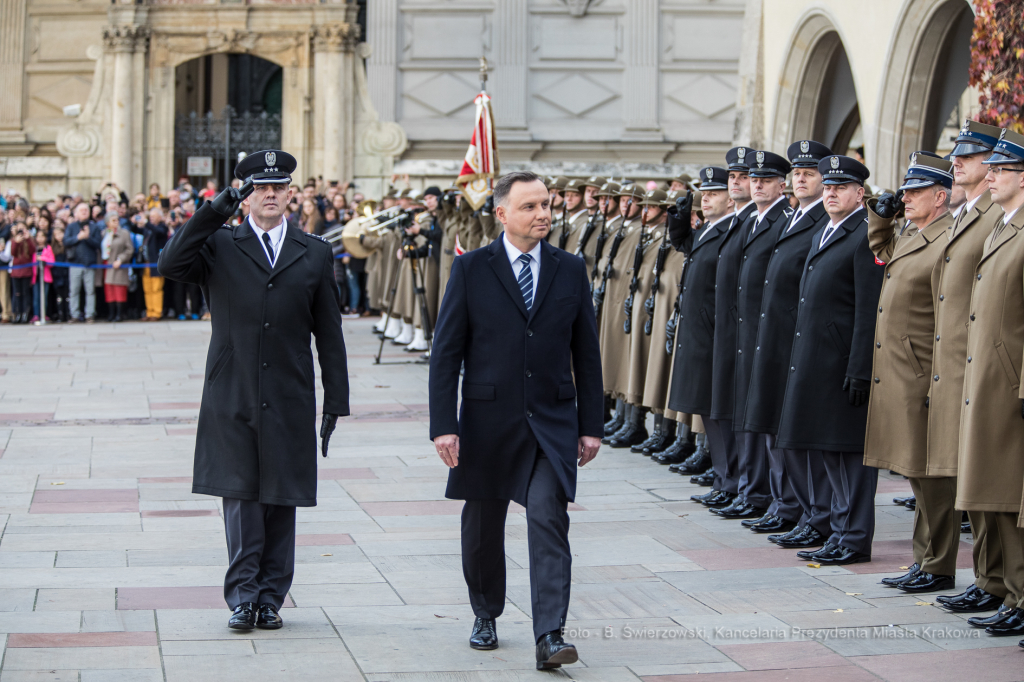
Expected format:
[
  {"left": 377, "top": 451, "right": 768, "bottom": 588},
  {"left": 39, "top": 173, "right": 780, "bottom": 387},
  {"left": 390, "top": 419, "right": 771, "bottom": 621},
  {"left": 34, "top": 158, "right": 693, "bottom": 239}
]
[{"left": 0, "top": 176, "right": 370, "bottom": 324}]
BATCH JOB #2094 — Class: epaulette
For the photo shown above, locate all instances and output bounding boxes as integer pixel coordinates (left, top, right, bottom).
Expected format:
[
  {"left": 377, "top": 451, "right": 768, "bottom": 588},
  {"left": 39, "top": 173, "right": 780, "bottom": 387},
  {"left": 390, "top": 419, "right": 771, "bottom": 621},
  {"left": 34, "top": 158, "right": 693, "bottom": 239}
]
[{"left": 304, "top": 232, "right": 329, "bottom": 243}]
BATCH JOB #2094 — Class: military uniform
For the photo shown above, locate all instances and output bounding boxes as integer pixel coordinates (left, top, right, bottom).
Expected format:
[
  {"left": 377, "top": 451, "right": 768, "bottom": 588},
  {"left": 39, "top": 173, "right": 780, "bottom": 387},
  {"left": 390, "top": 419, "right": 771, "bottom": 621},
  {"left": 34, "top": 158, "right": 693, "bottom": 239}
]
[{"left": 564, "top": 176, "right": 605, "bottom": 262}]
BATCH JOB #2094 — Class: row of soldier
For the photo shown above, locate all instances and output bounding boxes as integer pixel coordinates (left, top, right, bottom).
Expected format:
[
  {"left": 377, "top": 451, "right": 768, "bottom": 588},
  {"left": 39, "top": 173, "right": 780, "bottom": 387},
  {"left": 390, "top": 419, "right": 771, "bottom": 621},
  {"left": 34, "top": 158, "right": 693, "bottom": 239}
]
[{"left": 356, "top": 120, "right": 1024, "bottom": 642}]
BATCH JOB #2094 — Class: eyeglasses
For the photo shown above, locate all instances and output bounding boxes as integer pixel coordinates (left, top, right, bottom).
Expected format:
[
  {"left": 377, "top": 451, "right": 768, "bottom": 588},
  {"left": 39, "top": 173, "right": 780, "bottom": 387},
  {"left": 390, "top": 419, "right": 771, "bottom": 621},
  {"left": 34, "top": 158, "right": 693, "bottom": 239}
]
[{"left": 987, "top": 166, "right": 1024, "bottom": 176}]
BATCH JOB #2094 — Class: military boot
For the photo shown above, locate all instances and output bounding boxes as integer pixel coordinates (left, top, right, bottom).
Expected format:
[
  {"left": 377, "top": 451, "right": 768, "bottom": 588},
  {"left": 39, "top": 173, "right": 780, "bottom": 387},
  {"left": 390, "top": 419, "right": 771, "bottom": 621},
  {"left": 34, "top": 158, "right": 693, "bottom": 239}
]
[
  {"left": 603, "top": 399, "right": 626, "bottom": 437},
  {"left": 642, "top": 419, "right": 677, "bottom": 455},
  {"left": 608, "top": 406, "right": 648, "bottom": 448},
  {"left": 632, "top": 414, "right": 666, "bottom": 454}
]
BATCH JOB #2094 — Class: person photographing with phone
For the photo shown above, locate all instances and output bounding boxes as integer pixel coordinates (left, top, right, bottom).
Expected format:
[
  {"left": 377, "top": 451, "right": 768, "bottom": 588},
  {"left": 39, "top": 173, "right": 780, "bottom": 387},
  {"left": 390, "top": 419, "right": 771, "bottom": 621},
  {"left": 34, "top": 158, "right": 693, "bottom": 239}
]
[{"left": 158, "top": 149, "right": 350, "bottom": 632}]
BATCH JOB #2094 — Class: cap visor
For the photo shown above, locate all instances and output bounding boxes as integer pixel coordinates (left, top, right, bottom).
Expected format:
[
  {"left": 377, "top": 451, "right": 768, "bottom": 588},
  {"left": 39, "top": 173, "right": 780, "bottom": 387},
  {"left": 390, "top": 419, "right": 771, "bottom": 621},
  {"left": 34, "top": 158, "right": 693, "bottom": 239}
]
[
  {"left": 899, "top": 178, "right": 936, "bottom": 191},
  {"left": 950, "top": 143, "right": 991, "bottom": 157},
  {"left": 251, "top": 177, "right": 292, "bottom": 185},
  {"left": 983, "top": 152, "right": 1024, "bottom": 165},
  {"left": 748, "top": 170, "right": 786, "bottom": 178},
  {"left": 698, "top": 182, "right": 728, "bottom": 191}
]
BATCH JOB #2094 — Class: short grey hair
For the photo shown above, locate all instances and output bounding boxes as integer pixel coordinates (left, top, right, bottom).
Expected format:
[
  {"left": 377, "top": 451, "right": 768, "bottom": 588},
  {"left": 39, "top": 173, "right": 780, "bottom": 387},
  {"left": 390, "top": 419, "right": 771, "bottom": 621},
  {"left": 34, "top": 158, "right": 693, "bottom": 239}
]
[{"left": 493, "top": 171, "right": 543, "bottom": 208}]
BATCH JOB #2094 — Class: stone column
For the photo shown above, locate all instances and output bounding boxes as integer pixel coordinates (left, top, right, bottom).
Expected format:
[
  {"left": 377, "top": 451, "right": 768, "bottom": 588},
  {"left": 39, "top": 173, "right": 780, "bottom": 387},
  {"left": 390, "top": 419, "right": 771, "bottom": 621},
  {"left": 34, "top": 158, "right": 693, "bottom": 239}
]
[
  {"left": 0, "top": 0, "right": 27, "bottom": 141},
  {"left": 622, "top": 0, "right": 661, "bottom": 140},
  {"left": 105, "top": 25, "right": 143, "bottom": 192},
  {"left": 365, "top": 0, "right": 398, "bottom": 122},
  {"left": 315, "top": 24, "right": 349, "bottom": 182},
  {"left": 492, "top": 0, "right": 529, "bottom": 138}
]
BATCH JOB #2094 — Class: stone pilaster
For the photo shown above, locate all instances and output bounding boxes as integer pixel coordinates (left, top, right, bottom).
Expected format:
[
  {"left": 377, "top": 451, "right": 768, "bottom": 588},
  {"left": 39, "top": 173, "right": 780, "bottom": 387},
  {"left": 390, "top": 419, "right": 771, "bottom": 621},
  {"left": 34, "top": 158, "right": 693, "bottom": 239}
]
[
  {"left": 314, "top": 23, "right": 359, "bottom": 182},
  {"left": 493, "top": 0, "right": 528, "bottom": 137},
  {"left": 0, "top": 0, "right": 27, "bottom": 140},
  {"left": 622, "top": 0, "right": 661, "bottom": 140},
  {"left": 366, "top": 0, "right": 398, "bottom": 122},
  {"left": 104, "top": 24, "right": 149, "bottom": 192}
]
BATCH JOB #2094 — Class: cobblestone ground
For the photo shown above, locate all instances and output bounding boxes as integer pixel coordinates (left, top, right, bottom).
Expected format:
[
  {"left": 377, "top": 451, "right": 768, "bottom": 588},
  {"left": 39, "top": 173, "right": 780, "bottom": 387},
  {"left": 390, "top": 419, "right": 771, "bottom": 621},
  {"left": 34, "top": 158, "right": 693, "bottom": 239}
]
[{"left": 0, "top": 319, "right": 1021, "bottom": 681}]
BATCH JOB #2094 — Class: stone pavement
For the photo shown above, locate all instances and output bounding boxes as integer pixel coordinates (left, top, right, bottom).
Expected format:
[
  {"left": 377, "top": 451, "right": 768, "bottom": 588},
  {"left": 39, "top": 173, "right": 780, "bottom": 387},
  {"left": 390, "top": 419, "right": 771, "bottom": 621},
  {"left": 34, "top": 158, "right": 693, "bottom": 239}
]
[{"left": 0, "top": 318, "right": 1021, "bottom": 682}]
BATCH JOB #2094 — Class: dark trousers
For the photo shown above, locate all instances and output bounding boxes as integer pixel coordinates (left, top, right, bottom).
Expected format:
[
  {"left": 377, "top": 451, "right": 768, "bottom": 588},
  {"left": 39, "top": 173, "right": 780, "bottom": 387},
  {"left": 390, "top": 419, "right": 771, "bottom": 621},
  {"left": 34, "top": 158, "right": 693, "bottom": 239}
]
[
  {"left": 735, "top": 430, "right": 771, "bottom": 508},
  {"left": 703, "top": 417, "right": 739, "bottom": 494},
  {"left": 764, "top": 434, "right": 801, "bottom": 523},
  {"left": 222, "top": 497, "right": 296, "bottom": 610},
  {"left": 174, "top": 281, "right": 204, "bottom": 317},
  {"left": 461, "top": 452, "right": 571, "bottom": 641},
  {"left": 908, "top": 476, "right": 960, "bottom": 576},
  {"left": 817, "top": 451, "right": 877, "bottom": 555},
  {"left": 970, "top": 510, "right": 1007, "bottom": 599},
  {"left": 783, "top": 448, "right": 833, "bottom": 536}
]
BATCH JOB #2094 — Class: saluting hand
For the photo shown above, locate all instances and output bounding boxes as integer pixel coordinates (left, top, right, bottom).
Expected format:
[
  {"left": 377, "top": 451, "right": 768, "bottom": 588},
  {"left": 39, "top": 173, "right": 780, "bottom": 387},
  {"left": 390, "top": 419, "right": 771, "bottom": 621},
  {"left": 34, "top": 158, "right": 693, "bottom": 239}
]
[
  {"left": 434, "top": 434, "right": 460, "bottom": 468},
  {"left": 209, "top": 179, "right": 255, "bottom": 217},
  {"left": 578, "top": 436, "right": 601, "bottom": 467},
  {"left": 874, "top": 192, "right": 904, "bottom": 220}
]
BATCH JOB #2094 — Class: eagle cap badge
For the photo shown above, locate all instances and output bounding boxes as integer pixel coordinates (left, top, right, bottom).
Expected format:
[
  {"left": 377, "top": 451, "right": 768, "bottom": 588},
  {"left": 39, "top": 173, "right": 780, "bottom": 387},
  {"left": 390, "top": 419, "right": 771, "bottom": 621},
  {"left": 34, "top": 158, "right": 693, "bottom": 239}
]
[
  {"left": 705, "top": 168, "right": 713, "bottom": 179},
  {"left": 756, "top": 151, "right": 765, "bottom": 164},
  {"left": 265, "top": 151, "right": 276, "bottom": 166},
  {"left": 737, "top": 147, "right": 746, "bottom": 159},
  {"left": 830, "top": 156, "right": 840, "bottom": 170},
  {"left": 800, "top": 141, "right": 810, "bottom": 153},
  {"left": 911, "top": 152, "right": 919, "bottom": 166}
]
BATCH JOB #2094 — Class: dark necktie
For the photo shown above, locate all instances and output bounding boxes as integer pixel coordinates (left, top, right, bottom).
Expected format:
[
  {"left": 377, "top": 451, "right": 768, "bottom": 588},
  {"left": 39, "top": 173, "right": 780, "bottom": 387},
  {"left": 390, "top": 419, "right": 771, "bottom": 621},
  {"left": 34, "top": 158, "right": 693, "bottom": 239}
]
[
  {"left": 262, "top": 232, "right": 275, "bottom": 266},
  {"left": 517, "top": 253, "right": 533, "bottom": 310}
]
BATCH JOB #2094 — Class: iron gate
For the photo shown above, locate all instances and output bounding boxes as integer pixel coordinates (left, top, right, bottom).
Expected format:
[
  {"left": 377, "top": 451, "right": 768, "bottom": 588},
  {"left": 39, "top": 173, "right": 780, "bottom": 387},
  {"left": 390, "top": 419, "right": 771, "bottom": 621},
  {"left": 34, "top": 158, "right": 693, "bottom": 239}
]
[{"left": 174, "top": 106, "right": 282, "bottom": 188}]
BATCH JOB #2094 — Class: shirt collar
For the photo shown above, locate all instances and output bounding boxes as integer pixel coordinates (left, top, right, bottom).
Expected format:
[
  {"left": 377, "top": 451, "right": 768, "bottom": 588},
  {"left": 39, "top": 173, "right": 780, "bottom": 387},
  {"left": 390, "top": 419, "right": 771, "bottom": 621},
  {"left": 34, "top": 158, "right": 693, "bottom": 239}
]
[
  {"left": 756, "top": 196, "right": 787, "bottom": 223},
  {"left": 1004, "top": 206, "right": 1020, "bottom": 225},
  {"left": 502, "top": 232, "right": 542, "bottom": 265},
  {"left": 826, "top": 209, "right": 861, "bottom": 233},
  {"left": 249, "top": 214, "right": 287, "bottom": 245},
  {"left": 699, "top": 212, "right": 734, "bottom": 240},
  {"left": 796, "top": 196, "right": 823, "bottom": 216}
]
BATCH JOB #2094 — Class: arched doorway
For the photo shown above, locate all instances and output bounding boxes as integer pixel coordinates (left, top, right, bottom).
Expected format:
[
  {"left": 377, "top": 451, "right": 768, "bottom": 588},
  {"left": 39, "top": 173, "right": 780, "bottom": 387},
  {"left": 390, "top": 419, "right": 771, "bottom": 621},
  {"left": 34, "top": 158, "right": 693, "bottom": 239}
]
[
  {"left": 874, "top": 0, "right": 973, "bottom": 188},
  {"left": 173, "top": 54, "right": 284, "bottom": 189},
  {"left": 770, "top": 13, "right": 861, "bottom": 159}
]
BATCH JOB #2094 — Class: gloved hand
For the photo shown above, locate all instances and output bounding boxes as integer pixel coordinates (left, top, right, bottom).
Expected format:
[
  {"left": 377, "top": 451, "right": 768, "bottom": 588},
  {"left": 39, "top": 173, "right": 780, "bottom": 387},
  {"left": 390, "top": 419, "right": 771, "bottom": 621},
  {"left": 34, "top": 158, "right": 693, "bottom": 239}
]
[
  {"left": 925, "top": 396, "right": 930, "bottom": 408},
  {"left": 209, "top": 179, "right": 254, "bottom": 217},
  {"left": 320, "top": 413, "right": 340, "bottom": 457},
  {"left": 675, "top": 190, "right": 693, "bottom": 217},
  {"left": 842, "top": 376, "right": 870, "bottom": 407},
  {"left": 874, "top": 191, "right": 904, "bottom": 220},
  {"left": 482, "top": 194, "right": 494, "bottom": 214}
]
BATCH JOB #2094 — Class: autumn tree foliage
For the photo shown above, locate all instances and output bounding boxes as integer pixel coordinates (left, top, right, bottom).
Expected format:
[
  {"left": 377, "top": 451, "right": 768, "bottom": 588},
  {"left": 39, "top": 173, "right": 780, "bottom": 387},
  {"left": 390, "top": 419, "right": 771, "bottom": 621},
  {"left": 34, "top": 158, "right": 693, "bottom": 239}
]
[{"left": 970, "top": 0, "right": 1024, "bottom": 132}]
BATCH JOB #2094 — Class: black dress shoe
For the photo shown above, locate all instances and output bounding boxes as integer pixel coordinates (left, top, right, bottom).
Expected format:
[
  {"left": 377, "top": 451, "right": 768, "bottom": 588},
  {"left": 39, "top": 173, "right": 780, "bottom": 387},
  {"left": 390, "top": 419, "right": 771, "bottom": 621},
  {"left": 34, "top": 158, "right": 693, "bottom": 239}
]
[
  {"left": 904, "top": 497, "right": 917, "bottom": 510},
  {"left": 469, "top": 617, "right": 498, "bottom": 650},
  {"left": 769, "top": 525, "right": 805, "bottom": 544},
  {"left": 816, "top": 545, "right": 870, "bottom": 566},
  {"left": 881, "top": 563, "right": 920, "bottom": 587},
  {"left": 709, "top": 498, "right": 745, "bottom": 516},
  {"left": 228, "top": 602, "right": 256, "bottom": 630},
  {"left": 690, "top": 489, "right": 719, "bottom": 504},
  {"left": 898, "top": 572, "right": 954, "bottom": 593},
  {"left": 797, "top": 541, "right": 837, "bottom": 561},
  {"left": 608, "top": 424, "right": 648, "bottom": 449},
  {"left": 255, "top": 603, "right": 283, "bottom": 629},
  {"left": 938, "top": 585, "right": 1002, "bottom": 612},
  {"left": 778, "top": 527, "right": 825, "bottom": 549},
  {"left": 718, "top": 503, "right": 766, "bottom": 520},
  {"left": 893, "top": 495, "right": 913, "bottom": 506},
  {"left": 968, "top": 604, "right": 1011, "bottom": 628},
  {"left": 961, "top": 521, "right": 971, "bottom": 534},
  {"left": 741, "top": 513, "right": 773, "bottom": 528},
  {"left": 697, "top": 490, "right": 734, "bottom": 507},
  {"left": 985, "top": 608, "right": 1024, "bottom": 636},
  {"left": 750, "top": 516, "right": 797, "bottom": 534},
  {"left": 536, "top": 631, "right": 578, "bottom": 670},
  {"left": 691, "top": 469, "right": 716, "bottom": 486}
]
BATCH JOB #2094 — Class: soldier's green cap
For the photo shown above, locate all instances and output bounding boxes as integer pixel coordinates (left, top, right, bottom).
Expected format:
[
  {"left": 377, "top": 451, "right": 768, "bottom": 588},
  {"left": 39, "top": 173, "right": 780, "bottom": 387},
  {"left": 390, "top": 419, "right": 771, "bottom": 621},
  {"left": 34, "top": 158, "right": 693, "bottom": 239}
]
[
  {"left": 639, "top": 189, "right": 669, "bottom": 206},
  {"left": 550, "top": 176, "right": 569, "bottom": 192},
  {"left": 564, "top": 178, "right": 586, "bottom": 194},
  {"left": 595, "top": 181, "right": 621, "bottom": 197},
  {"left": 618, "top": 184, "right": 645, "bottom": 200},
  {"left": 582, "top": 176, "right": 607, "bottom": 190}
]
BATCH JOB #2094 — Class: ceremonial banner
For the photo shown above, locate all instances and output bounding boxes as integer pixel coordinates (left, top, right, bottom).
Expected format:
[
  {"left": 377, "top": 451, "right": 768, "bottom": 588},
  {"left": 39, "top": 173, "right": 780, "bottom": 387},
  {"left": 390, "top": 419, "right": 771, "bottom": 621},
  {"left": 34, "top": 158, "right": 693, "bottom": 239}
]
[{"left": 457, "top": 92, "right": 500, "bottom": 211}]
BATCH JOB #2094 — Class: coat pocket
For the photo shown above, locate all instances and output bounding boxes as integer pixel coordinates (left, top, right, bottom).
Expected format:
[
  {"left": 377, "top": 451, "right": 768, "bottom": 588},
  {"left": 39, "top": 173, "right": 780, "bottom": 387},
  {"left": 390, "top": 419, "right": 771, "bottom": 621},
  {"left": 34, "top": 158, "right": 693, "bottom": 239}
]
[
  {"left": 297, "top": 353, "right": 315, "bottom": 390},
  {"left": 826, "top": 321, "right": 850, "bottom": 357},
  {"left": 207, "top": 346, "right": 233, "bottom": 383},
  {"left": 462, "top": 383, "right": 496, "bottom": 401},
  {"left": 558, "top": 382, "right": 577, "bottom": 400},
  {"left": 557, "top": 295, "right": 576, "bottom": 306},
  {"left": 900, "top": 335, "right": 926, "bottom": 378},
  {"left": 995, "top": 341, "right": 1020, "bottom": 390},
  {"left": 699, "top": 308, "right": 714, "bottom": 336}
]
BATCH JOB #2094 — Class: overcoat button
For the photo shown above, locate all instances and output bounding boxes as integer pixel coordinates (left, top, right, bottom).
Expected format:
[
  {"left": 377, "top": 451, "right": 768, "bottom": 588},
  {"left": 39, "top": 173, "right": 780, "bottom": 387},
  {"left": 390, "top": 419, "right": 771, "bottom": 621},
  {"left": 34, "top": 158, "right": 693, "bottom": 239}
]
[
  {"left": 874, "top": 377, "right": 880, "bottom": 383},
  {"left": 262, "top": 363, "right": 268, "bottom": 369},
  {"left": 267, "top": 283, "right": 273, "bottom": 290},
  {"left": 262, "top": 403, "right": 268, "bottom": 409},
  {"left": 263, "top": 322, "right": 270, "bottom": 329}
]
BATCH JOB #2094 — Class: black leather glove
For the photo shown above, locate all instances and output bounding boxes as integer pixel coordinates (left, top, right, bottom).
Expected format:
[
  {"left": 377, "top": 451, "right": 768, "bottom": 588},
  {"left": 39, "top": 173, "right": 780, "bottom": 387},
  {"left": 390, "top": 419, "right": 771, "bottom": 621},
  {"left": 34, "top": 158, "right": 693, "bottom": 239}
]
[
  {"left": 320, "top": 413, "right": 339, "bottom": 457},
  {"left": 843, "top": 376, "right": 870, "bottom": 407},
  {"left": 209, "top": 179, "right": 254, "bottom": 217},
  {"left": 675, "top": 190, "right": 693, "bottom": 217},
  {"left": 482, "top": 195, "right": 494, "bottom": 214},
  {"left": 925, "top": 396, "right": 930, "bottom": 408},
  {"left": 874, "top": 191, "right": 904, "bottom": 220}
]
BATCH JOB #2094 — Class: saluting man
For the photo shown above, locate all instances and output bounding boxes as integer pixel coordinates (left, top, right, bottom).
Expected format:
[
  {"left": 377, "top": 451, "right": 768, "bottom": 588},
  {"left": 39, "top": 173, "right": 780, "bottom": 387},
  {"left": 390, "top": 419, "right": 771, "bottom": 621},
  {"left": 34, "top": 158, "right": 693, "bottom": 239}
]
[{"left": 159, "top": 150, "right": 350, "bottom": 631}]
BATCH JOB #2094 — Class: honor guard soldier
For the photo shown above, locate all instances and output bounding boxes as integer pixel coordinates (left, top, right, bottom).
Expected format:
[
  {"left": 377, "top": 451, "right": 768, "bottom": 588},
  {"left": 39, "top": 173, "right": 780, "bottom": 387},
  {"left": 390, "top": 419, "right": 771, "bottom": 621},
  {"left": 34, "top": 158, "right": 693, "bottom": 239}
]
[
  {"left": 706, "top": 147, "right": 759, "bottom": 520},
  {"left": 955, "top": 130, "right": 1024, "bottom": 638},
  {"left": 863, "top": 154, "right": 957, "bottom": 592},
  {"left": 584, "top": 181, "right": 622, "bottom": 286},
  {"left": 564, "top": 176, "right": 606, "bottom": 266},
  {"left": 729, "top": 150, "right": 793, "bottom": 523},
  {"left": 554, "top": 179, "right": 588, "bottom": 251},
  {"left": 666, "top": 168, "right": 739, "bottom": 507},
  {"left": 743, "top": 140, "right": 833, "bottom": 548},
  {"left": 930, "top": 121, "right": 1011, "bottom": 616},
  {"left": 158, "top": 150, "right": 350, "bottom": 630},
  {"left": 776, "top": 155, "right": 883, "bottom": 566}
]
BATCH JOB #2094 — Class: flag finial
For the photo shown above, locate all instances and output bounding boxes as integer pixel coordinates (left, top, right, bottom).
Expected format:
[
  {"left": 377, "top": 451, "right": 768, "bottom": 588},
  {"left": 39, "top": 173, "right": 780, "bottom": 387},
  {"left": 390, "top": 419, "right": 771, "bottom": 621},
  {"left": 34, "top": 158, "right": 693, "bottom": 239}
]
[{"left": 479, "top": 56, "right": 489, "bottom": 92}]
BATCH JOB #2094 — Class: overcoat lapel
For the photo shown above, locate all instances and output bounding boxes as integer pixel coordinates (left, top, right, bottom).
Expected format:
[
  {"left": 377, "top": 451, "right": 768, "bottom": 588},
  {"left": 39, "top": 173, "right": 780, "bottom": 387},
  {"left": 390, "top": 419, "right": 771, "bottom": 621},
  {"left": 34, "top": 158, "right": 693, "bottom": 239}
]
[
  {"left": 529, "top": 242, "right": 560, "bottom": 323},
  {"left": 777, "top": 202, "right": 826, "bottom": 244},
  {"left": 812, "top": 208, "right": 866, "bottom": 259},
  {"left": 233, "top": 223, "right": 272, "bottom": 275},
  {"left": 269, "top": 229, "right": 308, "bottom": 281},
  {"left": 979, "top": 220, "right": 1018, "bottom": 265},
  {"left": 487, "top": 236, "right": 529, "bottom": 319}
]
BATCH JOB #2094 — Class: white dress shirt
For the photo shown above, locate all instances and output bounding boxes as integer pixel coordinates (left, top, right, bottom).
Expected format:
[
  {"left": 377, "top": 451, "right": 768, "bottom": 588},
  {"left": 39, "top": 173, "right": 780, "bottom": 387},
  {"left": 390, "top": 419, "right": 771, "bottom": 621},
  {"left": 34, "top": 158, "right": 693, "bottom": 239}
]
[
  {"left": 752, "top": 196, "right": 787, "bottom": 233},
  {"left": 819, "top": 210, "right": 860, "bottom": 248},
  {"left": 250, "top": 215, "right": 287, "bottom": 267},
  {"left": 1004, "top": 206, "right": 1020, "bottom": 226},
  {"left": 787, "top": 196, "right": 823, "bottom": 233},
  {"left": 699, "top": 213, "right": 735, "bottom": 242},
  {"left": 502, "top": 232, "right": 541, "bottom": 303}
]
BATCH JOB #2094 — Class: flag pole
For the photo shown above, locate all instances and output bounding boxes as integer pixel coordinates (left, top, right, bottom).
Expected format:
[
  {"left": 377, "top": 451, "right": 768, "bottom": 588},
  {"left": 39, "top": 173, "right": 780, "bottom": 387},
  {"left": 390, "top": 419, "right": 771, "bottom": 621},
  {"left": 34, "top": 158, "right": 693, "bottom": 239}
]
[{"left": 479, "top": 56, "right": 491, "bottom": 190}]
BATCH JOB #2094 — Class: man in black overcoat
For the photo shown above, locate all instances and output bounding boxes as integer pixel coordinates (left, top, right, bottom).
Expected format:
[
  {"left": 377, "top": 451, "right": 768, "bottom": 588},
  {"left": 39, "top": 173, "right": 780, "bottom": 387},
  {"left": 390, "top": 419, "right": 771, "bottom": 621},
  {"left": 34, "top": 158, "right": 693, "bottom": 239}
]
[
  {"left": 429, "top": 171, "right": 603, "bottom": 670},
  {"left": 742, "top": 140, "right": 833, "bottom": 547},
  {"left": 729, "top": 151, "right": 793, "bottom": 523},
  {"left": 708, "top": 147, "right": 759, "bottom": 519},
  {"left": 158, "top": 150, "right": 350, "bottom": 630},
  {"left": 665, "top": 167, "right": 738, "bottom": 507},
  {"left": 776, "top": 155, "right": 884, "bottom": 566}
]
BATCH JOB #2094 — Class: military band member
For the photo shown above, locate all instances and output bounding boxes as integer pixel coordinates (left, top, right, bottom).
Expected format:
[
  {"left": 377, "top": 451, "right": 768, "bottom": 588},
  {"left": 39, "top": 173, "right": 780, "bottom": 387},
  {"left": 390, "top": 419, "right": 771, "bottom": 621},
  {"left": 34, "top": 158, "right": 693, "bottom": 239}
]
[
  {"left": 955, "top": 130, "right": 1024, "bottom": 638},
  {"left": 863, "top": 154, "right": 957, "bottom": 592},
  {"left": 932, "top": 120, "right": 1009, "bottom": 615},
  {"left": 729, "top": 151, "right": 793, "bottom": 523},
  {"left": 707, "top": 147, "right": 759, "bottom": 518},
  {"left": 743, "top": 141, "right": 833, "bottom": 548},
  {"left": 778, "top": 155, "right": 883, "bottom": 566}
]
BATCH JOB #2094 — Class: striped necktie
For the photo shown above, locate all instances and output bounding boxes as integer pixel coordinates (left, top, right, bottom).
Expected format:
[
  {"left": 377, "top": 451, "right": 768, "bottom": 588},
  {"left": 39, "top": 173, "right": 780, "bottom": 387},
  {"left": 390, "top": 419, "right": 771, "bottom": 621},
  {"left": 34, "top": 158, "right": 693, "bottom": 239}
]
[{"left": 516, "top": 253, "right": 534, "bottom": 310}]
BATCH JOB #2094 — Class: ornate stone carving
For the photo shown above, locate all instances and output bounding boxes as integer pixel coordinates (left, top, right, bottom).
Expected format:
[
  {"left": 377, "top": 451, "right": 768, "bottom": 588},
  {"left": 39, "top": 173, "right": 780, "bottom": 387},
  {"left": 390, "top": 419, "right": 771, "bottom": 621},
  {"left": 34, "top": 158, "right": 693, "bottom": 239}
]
[
  {"left": 360, "top": 120, "right": 407, "bottom": 158},
  {"left": 103, "top": 25, "right": 150, "bottom": 53},
  {"left": 56, "top": 124, "right": 101, "bottom": 158},
  {"left": 149, "top": 30, "right": 308, "bottom": 69},
  {"left": 313, "top": 24, "right": 360, "bottom": 53}
]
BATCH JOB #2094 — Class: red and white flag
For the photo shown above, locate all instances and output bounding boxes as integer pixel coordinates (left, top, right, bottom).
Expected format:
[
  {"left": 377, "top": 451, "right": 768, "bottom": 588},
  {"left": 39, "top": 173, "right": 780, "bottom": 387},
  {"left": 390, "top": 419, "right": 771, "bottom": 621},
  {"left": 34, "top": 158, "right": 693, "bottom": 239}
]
[{"left": 457, "top": 92, "right": 499, "bottom": 211}]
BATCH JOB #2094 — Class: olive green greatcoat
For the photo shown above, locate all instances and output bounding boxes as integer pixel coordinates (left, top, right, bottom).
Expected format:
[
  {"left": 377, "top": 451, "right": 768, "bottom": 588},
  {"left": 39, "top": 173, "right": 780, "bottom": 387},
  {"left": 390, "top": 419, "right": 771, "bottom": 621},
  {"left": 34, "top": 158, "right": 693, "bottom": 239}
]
[
  {"left": 642, "top": 245, "right": 685, "bottom": 412},
  {"left": 625, "top": 218, "right": 667, "bottom": 405},
  {"left": 599, "top": 217, "right": 643, "bottom": 398},
  {"left": 957, "top": 212, "right": 1024, "bottom": 522},
  {"left": 927, "top": 192, "right": 1003, "bottom": 475},
  {"left": 863, "top": 207, "right": 952, "bottom": 476}
]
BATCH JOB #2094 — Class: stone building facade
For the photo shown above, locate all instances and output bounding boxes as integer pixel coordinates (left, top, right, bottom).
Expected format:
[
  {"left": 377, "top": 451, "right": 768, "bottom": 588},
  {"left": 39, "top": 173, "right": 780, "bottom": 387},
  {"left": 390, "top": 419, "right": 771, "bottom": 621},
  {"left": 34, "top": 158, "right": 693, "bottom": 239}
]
[{"left": 0, "top": 0, "right": 975, "bottom": 200}]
